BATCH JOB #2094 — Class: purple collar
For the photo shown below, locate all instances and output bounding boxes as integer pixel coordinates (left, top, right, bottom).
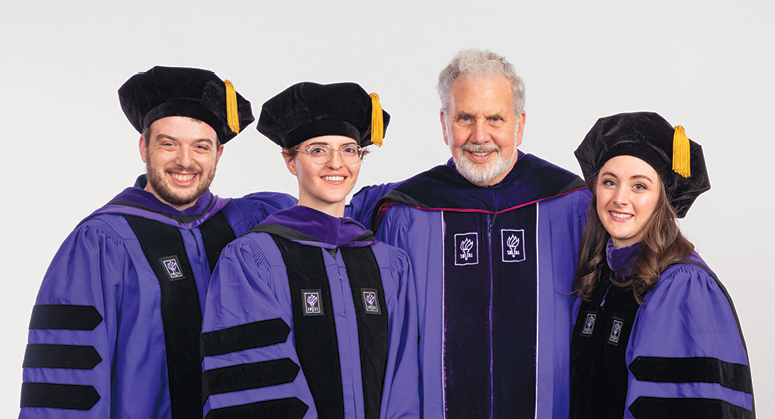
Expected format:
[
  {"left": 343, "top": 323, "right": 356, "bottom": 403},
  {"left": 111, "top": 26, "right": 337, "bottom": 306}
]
[
  {"left": 260, "top": 206, "right": 376, "bottom": 249},
  {"left": 606, "top": 239, "right": 640, "bottom": 275},
  {"left": 384, "top": 151, "right": 587, "bottom": 213}
]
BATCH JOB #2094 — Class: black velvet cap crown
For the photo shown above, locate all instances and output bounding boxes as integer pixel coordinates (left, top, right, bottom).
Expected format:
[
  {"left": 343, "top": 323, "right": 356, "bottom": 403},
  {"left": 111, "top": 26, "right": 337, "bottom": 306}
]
[
  {"left": 574, "top": 112, "right": 710, "bottom": 218},
  {"left": 257, "top": 82, "right": 390, "bottom": 148},
  {"left": 118, "top": 66, "right": 254, "bottom": 144}
]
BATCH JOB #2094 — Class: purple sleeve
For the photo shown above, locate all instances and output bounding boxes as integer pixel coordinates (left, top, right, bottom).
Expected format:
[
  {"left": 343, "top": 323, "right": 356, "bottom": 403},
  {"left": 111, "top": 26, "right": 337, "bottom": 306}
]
[
  {"left": 21, "top": 221, "right": 128, "bottom": 419},
  {"left": 226, "top": 192, "right": 298, "bottom": 235},
  {"left": 378, "top": 243, "right": 420, "bottom": 419},
  {"left": 376, "top": 206, "right": 446, "bottom": 419},
  {"left": 535, "top": 188, "right": 592, "bottom": 419},
  {"left": 624, "top": 264, "right": 754, "bottom": 418},
  {"left": 345, "top": 183, "right": 400, "bottom": 230},
  {"left": 201, "top": 235, "right": 316, "bottom": 418}
]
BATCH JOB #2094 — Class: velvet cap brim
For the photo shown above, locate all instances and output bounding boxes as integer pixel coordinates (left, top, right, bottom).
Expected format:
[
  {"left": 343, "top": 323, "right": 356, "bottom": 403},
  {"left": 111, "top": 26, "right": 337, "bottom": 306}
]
[{"left": 574, "top": 111, "right": 710, "bottom": 218}]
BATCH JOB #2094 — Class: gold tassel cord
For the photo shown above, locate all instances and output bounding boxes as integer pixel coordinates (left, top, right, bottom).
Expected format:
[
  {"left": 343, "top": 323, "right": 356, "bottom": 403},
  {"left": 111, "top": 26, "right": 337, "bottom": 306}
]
[
  {"left": 369, "top": 93, "right": 384, "bottom": 147},
  {"left": 224, "top": 80, "right": 240, "bottom": 134},
  {"left": 672, "top": 125, "right": 691, "bottom": 178}
]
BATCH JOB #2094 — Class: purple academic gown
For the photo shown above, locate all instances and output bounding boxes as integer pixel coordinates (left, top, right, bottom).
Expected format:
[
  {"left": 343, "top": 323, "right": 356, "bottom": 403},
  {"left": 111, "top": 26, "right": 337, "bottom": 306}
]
[
  {"left": 200, "top": 206, "right": 419, "bottom": 419},
  {"left": 349, "top": 152, "right": 592, "bottom": 419},
  {"left": 20, "top": 175, "right": 296, "bottom": 419},
  {"left": 571, "top": 241, "right": 754, "bottom": 418}
]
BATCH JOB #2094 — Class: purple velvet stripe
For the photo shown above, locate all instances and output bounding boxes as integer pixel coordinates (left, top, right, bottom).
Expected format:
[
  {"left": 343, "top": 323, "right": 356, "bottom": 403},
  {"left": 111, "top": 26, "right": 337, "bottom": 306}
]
[
  {"left": 490, "top": 205, "right": 538, "bottom": 418},
  {"left": 441, "top": 205, "right": 540, "bottom": 418},
  {"left": 81, "top": 187, "right": 231, "bottom": 230},
  {"left": 606, "top": 240, "right": 640, "bottom": 275},
  {"left": 442, "top": 211, "right": 491, "bottom": 417},
  {"left": 261, "top": 206, "right": 377, "bottom": 248}
]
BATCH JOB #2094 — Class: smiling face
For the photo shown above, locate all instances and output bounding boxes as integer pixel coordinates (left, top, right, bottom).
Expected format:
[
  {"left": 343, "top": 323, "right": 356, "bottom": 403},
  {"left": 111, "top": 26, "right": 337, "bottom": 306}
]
[
  {"left": 139, "top": 116, "right": 222, "bottom": 211},
  {"left": 441, "top": 74, "right": 526, "bottom": 187},
  {"left": 284, "top": 135, "right": 362, "bottom": 217},
  {"left": 596, "top": 155, "right": 661, "bottom": 248}
]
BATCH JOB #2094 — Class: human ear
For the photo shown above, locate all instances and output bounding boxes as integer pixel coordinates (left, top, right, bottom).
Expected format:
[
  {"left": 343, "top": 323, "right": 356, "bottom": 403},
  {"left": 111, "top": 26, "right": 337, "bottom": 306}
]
[
  {"left": 440, "top": 111, "right": 450, "bottom": 145},
  {"left": 515, "top": 111, "right": 526, "bottom": 147},
  {"left": 139, "top": 136, "right": 148, "bottom": 163},
  {"left": 282, "top": 151, "right": 298, "bottom": 176}
]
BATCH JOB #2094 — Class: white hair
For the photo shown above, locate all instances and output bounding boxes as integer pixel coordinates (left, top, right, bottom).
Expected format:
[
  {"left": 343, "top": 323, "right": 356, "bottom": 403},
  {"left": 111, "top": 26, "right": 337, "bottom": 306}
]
[{"left": 437, "top": 49, "right": 525, "bottom": 117}]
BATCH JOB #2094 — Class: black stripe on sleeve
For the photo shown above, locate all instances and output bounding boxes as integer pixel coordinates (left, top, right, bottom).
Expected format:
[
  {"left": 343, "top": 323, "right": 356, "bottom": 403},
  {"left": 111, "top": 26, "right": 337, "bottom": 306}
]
[
  {"left": 23, "top": 344, "right": 102, "bottom": 370},
  {"left": 201, "top": 318, "right": 290, "bottom": 358},
  {"left": 203, "top": 358, "right": 299, "bottom": 397},
  {"left": 29, "top": 305, "right": 103, "bottom": 331},
  {"left": 205, "top": 397, "right": 308, "bottom": 419},
  {"left": 630, "top": 356, "right": 753, "bottom": 394},
  {"left": 629, "top": 396, "right": 752, "bottom": 419},
  {"left": 20, "top": 382, "right": 100, "bottom": 410}
]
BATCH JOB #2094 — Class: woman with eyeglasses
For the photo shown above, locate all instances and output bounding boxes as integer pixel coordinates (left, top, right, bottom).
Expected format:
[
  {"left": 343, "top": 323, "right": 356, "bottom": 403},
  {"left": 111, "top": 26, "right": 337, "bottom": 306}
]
[
  {"left": 570, "top": 112, "right": 753, "bottom": 419},
  {"left": 199, "top": 82, "right": 419, "bottom": 419}
]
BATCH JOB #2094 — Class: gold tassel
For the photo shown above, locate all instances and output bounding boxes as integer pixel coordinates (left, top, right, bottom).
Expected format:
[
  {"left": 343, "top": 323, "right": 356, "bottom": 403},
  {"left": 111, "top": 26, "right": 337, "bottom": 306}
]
[
  {"left": 672, "top": 125, "right": 691, "bottom": 178},
  {"left": 369, "top": 93, "right": 384, "bottom": 147},
  {"left": 224, "top": 80, "right": 240, "bottom": 134}
]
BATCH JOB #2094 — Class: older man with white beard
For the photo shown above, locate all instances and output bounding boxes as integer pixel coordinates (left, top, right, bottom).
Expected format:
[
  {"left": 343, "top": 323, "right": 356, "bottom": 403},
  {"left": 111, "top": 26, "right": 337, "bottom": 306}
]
[{"left": 347, "top": 49, "right": 592, "bottom": 418}]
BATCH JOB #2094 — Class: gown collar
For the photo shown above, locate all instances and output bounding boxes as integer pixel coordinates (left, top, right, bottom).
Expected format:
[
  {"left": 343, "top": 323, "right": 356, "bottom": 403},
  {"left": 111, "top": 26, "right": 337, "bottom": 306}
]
[
  {"left": 259, "top": 206, "right": 376, "bottom": 249},
  {"left": 606, "top": 239, "right": 640, "bottom": 275}
]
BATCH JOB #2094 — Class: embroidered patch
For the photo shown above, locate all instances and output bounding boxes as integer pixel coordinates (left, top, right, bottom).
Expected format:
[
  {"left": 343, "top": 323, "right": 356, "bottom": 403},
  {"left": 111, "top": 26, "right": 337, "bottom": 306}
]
[
  {"left": 302, "top": 289, "right": 324, "bottom": 316},
  {"left": 361, "top": 289, "right": 382, "bottom": 315},
  {"left": 454, "top": 232, "right": 479, "bottom": 266},
  {"left": 608, "top": 317, "right": 624, "bottom": 345},
  {"left": 581, "top": 312, "right": 597, "bottom": 336},
  {"left": 158, "top": 256, "right": 185, "bottom": 280},
  {"left": 501, "top": 229, "right": 526, "bottom": 263}
]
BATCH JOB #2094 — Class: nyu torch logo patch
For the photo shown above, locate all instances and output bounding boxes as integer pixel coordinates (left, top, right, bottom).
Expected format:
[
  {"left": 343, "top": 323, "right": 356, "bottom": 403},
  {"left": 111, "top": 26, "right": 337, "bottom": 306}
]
[
  {"left": 361, "top": 289, "right": 382, "bottom": 315},
  {"left": 608, "top": 317, "right": 624, "bottom": 345},
  {"left": 501, "top": 229, "right": 526, "bottom": 263},
  {"left": 454, "top": 232, "right": 479, "bottom": 266},
  {"left": 159, "top": 256, "right": 184, "bottom": 280},
  {"left": 302, "top": 289, "right": 324, "bottom": 316},
  {"left": 581, "top": 312, "right": 597, "bottom": 336}
]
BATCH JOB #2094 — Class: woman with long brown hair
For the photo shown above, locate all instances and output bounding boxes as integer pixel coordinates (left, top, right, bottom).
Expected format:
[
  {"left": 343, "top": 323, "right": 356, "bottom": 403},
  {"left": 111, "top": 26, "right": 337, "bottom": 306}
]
[{"left": 570, "top": 112, "right": 753, "bottom": 419}]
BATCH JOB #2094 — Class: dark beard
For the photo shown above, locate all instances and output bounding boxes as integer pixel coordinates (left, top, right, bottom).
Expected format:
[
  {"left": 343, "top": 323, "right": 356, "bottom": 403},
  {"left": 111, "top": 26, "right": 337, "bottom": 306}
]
[{"left": 145, "top": 164, "right": 215, "bottom": 208}]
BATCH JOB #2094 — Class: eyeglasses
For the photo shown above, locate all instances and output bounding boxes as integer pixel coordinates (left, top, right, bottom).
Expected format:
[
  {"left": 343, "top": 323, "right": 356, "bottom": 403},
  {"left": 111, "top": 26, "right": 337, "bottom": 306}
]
[{"left": 297, "top": 144, "right": 363, "bottom": 165}]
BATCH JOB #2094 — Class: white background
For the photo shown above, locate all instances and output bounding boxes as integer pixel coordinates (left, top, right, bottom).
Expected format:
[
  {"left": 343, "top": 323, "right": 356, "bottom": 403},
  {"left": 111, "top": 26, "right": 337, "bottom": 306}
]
[{"left": 2, "top": 1, "right": 772, "bottom": 416}]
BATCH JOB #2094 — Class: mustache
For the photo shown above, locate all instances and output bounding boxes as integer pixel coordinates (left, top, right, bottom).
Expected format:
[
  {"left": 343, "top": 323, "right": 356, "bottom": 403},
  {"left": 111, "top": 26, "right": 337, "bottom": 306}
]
[
  {"left": 164, "top": 165, "right": 202, "bottom": 173},
  {"left": 461, "top": 143, "right": 500, "bottom": 153}
]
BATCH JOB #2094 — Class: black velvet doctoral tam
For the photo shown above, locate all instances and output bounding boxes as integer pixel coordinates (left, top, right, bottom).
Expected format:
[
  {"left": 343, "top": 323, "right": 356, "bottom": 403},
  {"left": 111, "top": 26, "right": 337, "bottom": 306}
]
[
  {"left": 574, "top": 111, "right": 710, "bottom": 218},
  {"left": 257, "top": 82, "right": 390, "bottom": 149},
  {"left": 118, "top": 66, "right": 254, "bottom": 144}
]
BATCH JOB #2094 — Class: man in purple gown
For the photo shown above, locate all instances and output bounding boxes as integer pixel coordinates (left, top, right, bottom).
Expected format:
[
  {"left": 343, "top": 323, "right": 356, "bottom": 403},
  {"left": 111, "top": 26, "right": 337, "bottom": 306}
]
[
  {"left": 347, "top": 49, "right": 592, "bottom": 418},
  {"left": 19, "top": 66, "right": 295, "bottom": 419}
]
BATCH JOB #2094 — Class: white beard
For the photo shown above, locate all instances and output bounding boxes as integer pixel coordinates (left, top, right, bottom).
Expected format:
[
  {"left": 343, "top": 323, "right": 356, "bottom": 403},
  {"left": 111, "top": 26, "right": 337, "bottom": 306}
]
[{"left": 454, "top": 142, "right": 518, "bottom": 186}]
